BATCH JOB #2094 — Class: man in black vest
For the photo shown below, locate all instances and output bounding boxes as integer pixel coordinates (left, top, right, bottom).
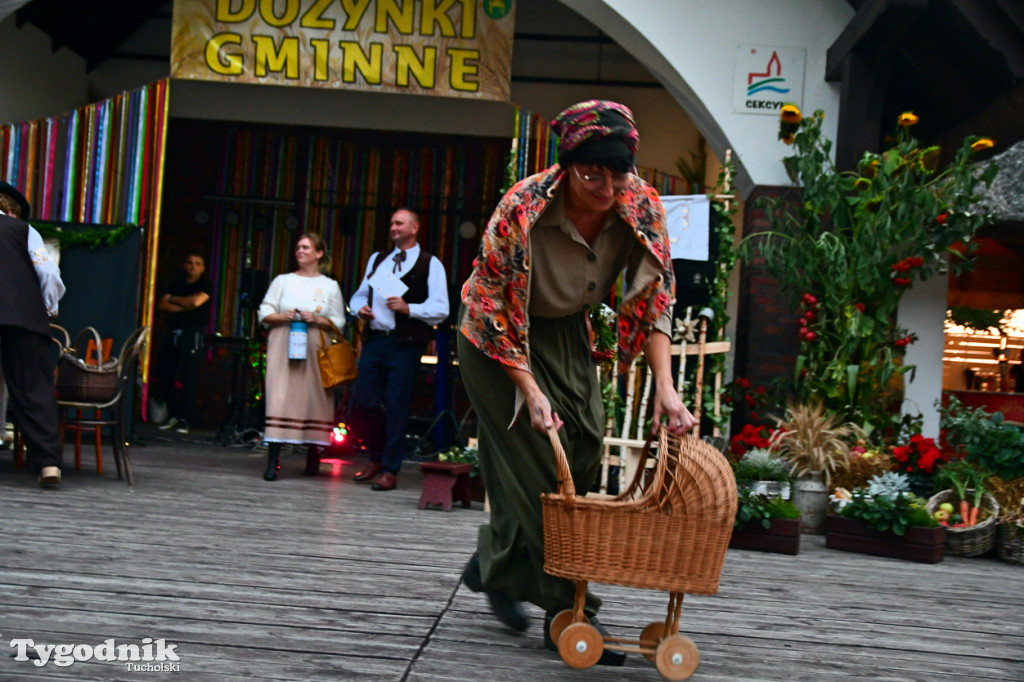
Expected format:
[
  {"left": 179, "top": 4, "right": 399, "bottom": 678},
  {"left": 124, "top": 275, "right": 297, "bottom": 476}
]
[
  {"left": 0, "top": 181, "right": 65, "bottom": 486},
  {"left": 348, "top": 208, "right": 449, "bottom": 491}
]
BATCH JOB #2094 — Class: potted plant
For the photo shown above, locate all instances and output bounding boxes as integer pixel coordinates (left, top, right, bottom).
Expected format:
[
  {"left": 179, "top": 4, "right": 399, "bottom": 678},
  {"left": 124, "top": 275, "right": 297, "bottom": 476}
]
[
  {"left": 730, "top": 487, "right": 802, "bottom": 555},
  {"left": 827, "top": 472, "right": 944, "bottom": 563},
  {"left": 732, "top": 447, "right": 793, "bottom": 500},
  {"left": 772, "top": 402, "right": 860, "bottom": 533},
  {"left": 891, "top": 433, "right": 949, "bottom": 497}
]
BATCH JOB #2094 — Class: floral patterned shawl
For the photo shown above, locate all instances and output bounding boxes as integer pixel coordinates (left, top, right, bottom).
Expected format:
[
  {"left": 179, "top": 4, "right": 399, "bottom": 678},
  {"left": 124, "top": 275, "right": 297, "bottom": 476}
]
[{"left": 460, "top": 164, "right": 674, "bottom": 374}]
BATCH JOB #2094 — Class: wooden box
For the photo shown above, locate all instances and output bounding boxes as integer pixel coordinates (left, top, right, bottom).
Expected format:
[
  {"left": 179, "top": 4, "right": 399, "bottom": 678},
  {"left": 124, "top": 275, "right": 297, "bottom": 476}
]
[
  {"left": 729, "top": 518, "right": 801, "bottom": 555},
  {"left": 825, "top": 515, "right": 946, "bottom": 564}
]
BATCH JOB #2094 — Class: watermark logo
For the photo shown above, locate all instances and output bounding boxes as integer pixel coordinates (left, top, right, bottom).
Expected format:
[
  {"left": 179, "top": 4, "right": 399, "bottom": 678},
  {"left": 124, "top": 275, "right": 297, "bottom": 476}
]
[{"left": 7, "top": 637, "right": 180, "bottom": 670}]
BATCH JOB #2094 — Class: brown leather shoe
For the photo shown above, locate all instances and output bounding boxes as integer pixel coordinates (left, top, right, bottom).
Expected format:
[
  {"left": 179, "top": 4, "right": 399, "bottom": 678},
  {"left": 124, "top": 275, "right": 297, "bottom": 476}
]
[
  {"left": 353, "top": 462, "right": 382, "bottom": 482},
  {"left": 371, "top": 471, "right": 397, "bottom": 491}
]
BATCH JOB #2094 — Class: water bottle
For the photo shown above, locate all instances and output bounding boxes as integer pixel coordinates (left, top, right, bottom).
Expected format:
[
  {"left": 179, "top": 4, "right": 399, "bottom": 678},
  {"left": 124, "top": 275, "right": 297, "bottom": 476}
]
[{"left": 288, "top": 317, "right": 308, "bottom": 360}]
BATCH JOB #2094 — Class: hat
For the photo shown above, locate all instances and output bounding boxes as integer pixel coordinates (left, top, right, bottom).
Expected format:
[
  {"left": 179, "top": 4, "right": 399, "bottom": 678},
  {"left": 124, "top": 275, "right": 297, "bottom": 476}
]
[
  {"left": 551, "top": 100, "right": 639, "bottom": 170},
  {"left": 0, "top": 180, "right": 30, "bottom": 219}
]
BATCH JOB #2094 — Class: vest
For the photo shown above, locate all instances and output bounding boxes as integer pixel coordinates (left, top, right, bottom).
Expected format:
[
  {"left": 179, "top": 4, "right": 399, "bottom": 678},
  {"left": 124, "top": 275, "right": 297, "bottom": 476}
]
[
  {"left": 365, "top": 248, "right": 435, "bottom": 346},
  {"left": 0, "top": 215, "right": 50, "bottom": 335}
]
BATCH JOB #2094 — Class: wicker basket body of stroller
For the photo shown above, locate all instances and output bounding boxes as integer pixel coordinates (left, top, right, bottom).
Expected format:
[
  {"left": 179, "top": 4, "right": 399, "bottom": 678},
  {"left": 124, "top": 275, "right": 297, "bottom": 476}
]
[{"left": 541, "top": 427, "right": 737, "bottom": 680}]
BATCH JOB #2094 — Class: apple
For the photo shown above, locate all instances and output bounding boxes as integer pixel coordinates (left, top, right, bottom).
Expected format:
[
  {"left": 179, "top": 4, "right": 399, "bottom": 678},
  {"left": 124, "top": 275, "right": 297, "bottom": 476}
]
[
  {"left": 933, "top": 509, "right": 950, "bottom": 521},
  {"left": 939, "top": 502, "right": 955, "bottom": 514}
]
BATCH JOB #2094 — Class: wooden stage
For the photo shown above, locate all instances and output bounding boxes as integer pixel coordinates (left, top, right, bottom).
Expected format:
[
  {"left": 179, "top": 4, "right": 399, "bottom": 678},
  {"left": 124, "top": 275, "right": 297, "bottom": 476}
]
[{"left": 2, "top": 429, "right": 1021, "bottom": 681}]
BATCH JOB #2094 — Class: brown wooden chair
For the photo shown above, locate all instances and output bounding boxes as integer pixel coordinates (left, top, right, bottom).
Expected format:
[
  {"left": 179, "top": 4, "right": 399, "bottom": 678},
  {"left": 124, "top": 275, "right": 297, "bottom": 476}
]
[{"left": 56, "top": 326, "right": 149, "bottom": 485}]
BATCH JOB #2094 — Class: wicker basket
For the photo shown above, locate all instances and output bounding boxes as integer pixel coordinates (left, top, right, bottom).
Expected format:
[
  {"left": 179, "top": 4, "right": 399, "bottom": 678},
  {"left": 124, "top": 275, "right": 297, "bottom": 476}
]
[
  {"left": 997, "top": 523, "right": 1024, "bottom": 565},
  {"left": 542, "top": 427, "right": 737, "bottom": 595},
  {"left": 926, "top": 489, "right": 1000, "bottom": 557},
  {"left": 54, "top": 327, "right": 119, "bottom": 403}
]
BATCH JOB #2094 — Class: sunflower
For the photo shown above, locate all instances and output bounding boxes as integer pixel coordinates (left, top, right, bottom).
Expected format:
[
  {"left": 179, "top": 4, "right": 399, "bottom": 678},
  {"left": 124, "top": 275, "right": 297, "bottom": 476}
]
[
  {"left": 897, "top": 112, "right": 919, "bottom": 127},
  {"left": 780, "top": 104, "right": 801, "bottom": 124},
  {"left": 780, "top": 133, "right": 795, "bottom": 145},
  {"left": 971, "top": 138, "right": 995, "bottom": 152},
  {"left": 854, "top": 178, "right": 871, "bottom": 191}
]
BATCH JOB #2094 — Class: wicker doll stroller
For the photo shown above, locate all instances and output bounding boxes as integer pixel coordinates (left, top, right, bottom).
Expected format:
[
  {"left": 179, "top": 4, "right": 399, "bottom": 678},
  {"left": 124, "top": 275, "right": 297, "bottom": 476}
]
[{"left": 541, "top": 426, "right": 737, "bottom": 680}]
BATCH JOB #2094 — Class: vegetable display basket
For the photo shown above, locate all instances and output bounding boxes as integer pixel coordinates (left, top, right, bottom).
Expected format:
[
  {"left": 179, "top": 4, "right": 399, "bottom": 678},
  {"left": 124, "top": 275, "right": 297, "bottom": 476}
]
[
  {"left": 926, "top": 489, "right": 1000, "bottom": 557},
  {"left": 997, "top": 523, "right": 1024, "bottom": 565},
  {"left": 541, "top": 427, "right": 737, "bottom": 680}
]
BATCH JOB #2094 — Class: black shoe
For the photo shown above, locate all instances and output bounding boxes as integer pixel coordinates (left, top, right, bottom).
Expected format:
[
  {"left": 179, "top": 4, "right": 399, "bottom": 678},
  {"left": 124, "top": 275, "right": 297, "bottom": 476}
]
[
  {"left": 589, "top": 616, "right": 626, "bottom": 666},
  {"left": 461, "top": 553, "right": 529, "bottom": 632},
  {"left": 543, "top": 612, "right": 625, "bottom": 666},
  {"left": 302, "top": 446, "right": 320, "bottom": 476}
]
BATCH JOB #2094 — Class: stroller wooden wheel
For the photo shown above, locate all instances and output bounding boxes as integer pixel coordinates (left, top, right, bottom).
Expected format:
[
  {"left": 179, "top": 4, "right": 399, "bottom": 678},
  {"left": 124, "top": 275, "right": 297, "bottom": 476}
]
[
  {"left": 548, "top": 609, "right": 587, "bottom": 645},
  {"left": 655, "top": 634, "right": 699, "bottom": 680},
  {"left": 640, "top": 621, "right": 670, "bottom": 663},
  {"left": 557, "top": 622, "right": 603, "bottom": 669}
]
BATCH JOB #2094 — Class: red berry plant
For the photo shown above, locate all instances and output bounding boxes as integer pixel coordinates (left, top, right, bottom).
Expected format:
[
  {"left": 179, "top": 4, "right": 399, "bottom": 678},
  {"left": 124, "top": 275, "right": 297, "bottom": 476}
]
[{"left": 742, "top": 106, "right": 997, "bottom": 439}]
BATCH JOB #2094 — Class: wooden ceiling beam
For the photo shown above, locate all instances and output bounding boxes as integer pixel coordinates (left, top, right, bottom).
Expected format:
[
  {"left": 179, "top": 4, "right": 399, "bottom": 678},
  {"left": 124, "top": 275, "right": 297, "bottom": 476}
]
[{"left": 826, "top": 0, "right": 927, "bottom": 82}]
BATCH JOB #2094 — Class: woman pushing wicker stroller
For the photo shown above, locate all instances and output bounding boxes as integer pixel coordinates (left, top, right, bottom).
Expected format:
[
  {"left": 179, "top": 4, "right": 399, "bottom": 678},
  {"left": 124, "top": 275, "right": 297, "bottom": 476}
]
[{"left": 457, "top": 100, "right": 706, "bottom": 669}]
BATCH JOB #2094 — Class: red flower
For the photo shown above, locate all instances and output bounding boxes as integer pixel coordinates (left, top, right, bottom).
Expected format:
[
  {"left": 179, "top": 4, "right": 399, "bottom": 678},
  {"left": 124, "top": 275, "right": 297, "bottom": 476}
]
[
  {"left": 907, "top": 256, "right": 924, "bottom": 268},
  {"left": 744, "top": 393, "right": 756, "bottom": 407},
  {"left": 936, "top": 212, "right": 948, "bottom": 224},
  {"left": 750, "top": 412, "right": 760, "bottom": 421},
  {"left": 756, "top": 386, "right": 766, "bottom": 395},
  {"left": 854, "top": 303, "right": 866, "bottom": 313},
  {"left": 737, "top": 377, "right": 750, "bottom": 388},
  {"left": 890, "top": 260, "right": 912, "bottom": 273},
  {"left": 893, "top": 277, "right": 912, "bottom": 286}
]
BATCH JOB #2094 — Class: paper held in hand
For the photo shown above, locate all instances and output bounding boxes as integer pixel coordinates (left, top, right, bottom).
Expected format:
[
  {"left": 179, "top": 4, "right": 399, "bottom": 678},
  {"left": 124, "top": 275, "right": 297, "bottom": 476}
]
[{"left": 368, "top": 267, "right": 409, "bottom": 299}]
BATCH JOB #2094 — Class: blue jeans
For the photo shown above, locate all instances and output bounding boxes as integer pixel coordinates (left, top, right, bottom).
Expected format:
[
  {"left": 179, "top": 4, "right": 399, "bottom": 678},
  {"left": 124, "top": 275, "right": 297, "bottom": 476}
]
[{"left": 350, "top": 333, "right": 424, "bottom": 474}]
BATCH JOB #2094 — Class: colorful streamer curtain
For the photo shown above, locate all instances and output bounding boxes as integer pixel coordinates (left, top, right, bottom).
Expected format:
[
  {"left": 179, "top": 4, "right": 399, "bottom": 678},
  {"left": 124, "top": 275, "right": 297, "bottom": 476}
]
[
  {"left": 507, "top": 105, "right": 691, "bottom": 194},
  {"left": 206, "top": 129, "right": 505, "bottom": 338},
  {"left": 0, "top": 80, "right": 170, "bottom": 384}
]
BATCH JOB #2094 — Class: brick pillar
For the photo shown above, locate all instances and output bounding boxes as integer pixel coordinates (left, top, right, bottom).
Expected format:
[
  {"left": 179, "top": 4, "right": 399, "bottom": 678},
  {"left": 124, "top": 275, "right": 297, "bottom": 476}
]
[{"left": 733, "top": 186, "right": 802, "bottom": 427}]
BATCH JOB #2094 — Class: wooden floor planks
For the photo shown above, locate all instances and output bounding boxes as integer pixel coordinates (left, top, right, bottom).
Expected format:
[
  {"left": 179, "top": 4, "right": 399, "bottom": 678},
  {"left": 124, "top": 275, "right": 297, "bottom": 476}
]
[{"left": 2, "top": 429, "right": 1022, "bottom": 681}]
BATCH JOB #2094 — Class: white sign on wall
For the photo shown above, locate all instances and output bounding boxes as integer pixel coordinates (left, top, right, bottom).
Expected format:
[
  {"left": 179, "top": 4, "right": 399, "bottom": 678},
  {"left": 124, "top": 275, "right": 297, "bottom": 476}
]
[{"left": 733, "top": 45, "right": 806, "bottom": 115}]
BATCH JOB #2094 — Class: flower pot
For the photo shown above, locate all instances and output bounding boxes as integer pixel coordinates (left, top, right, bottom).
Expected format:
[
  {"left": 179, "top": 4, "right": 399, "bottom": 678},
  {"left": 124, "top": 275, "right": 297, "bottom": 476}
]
[
  {"left": 729, "top": 518, "right": 800, "bottom": 555},
  {"left": 825, "top": 515, "right": 946, "bottom": 564},
  {"left": 792, "top": 471, "right": 828, "bottom": 534},
  {"left": 744, "top": 480, "right": 791, "bottom": 500}
]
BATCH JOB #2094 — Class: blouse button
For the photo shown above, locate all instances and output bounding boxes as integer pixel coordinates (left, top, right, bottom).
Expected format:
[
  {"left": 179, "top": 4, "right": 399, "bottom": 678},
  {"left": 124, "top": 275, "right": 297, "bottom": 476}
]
[
  {"left": 587, "top": 252, "right": 596, "bottom": 262},
  {"left": 587, "top": 281, "right": 596, "bottom": 291}
]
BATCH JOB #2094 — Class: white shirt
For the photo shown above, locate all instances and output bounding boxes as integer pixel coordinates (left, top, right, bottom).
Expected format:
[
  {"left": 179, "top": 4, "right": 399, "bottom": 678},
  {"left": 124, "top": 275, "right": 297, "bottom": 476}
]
[
  {"left": 349, "top": 244, "right": 449, "bottom": 332},
  {"left": 257, "top": 273, "right": 346, "bottom": 332},
  {"left": 0, "top": 209, "right": 65, "bottom": 317}
]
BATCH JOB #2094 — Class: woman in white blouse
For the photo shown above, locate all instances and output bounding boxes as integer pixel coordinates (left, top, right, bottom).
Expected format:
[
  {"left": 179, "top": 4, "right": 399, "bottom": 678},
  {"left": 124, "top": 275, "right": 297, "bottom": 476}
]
[{"left": 257, "top": 233, "right": 345, "bottom": 481}]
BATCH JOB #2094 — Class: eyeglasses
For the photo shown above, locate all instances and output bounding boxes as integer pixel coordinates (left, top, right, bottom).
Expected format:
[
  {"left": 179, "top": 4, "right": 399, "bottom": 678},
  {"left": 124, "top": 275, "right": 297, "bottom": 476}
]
[{"left": 572, "top": 166, "right": 633, "bottom": 192}]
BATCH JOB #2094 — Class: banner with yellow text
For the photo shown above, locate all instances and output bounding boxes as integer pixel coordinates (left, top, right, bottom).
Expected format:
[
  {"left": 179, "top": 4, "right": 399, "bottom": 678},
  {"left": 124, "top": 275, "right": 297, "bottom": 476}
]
[{"left": 171, "top": 0, "right": 515, "bottom": 101}]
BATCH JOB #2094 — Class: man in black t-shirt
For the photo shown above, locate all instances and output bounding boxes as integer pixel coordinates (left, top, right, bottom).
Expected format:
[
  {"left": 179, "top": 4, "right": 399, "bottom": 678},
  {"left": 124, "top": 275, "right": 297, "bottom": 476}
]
[{"left": 154, "top": 254, "right": 212, "bottom": 434}]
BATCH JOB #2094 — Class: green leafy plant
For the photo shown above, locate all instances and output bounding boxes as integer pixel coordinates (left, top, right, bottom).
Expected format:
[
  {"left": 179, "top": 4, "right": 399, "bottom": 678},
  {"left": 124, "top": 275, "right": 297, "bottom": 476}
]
[
  {"left": 735, "top": 488, "right": 801, "bottom": 529},
  {"left": 741, "top": 105, "right": 997, "bottom": 438},
  {"left": 732, "top": 449, "right": 792, "bottom": 484},
  {"left": 940, "top": 396, "right": 1024, "bottom": 481},
  {"left": 840, "top": 473, "right": 937, "bottom": 535},
  {"left": 437, "top": 445, "right": 479, "bottom": 477}
]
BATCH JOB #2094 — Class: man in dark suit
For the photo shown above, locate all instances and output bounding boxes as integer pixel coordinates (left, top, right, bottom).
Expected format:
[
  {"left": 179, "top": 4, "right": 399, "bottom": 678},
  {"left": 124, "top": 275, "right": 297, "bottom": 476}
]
[
  {"left": 346, "top": 208, "right": 449, "bottom": 491},
  {"left": 0, "top": 181, "right": 65, "bottom": 486}
]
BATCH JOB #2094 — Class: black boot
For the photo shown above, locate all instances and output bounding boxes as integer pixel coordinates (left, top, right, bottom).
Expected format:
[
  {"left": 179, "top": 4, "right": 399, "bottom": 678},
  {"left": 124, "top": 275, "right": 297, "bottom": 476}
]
[
  {"left": 303, "top": 445, "right": 320, "bottom": 476},
  {"left": 263, "top": 443, "right": 281, "bottom": 481}
]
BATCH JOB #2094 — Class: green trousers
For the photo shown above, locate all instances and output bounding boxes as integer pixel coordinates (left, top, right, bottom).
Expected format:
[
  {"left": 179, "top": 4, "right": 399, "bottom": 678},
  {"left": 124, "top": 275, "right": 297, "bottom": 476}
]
[{"left": 458, "top": 311, "right": 604, "bottom": 614}]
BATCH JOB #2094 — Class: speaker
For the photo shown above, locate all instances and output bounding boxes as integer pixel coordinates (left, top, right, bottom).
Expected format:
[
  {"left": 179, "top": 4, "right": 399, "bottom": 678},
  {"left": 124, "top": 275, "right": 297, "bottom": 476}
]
[{"left": 239, "top": 268, "right": 269, "bottom": 308}]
